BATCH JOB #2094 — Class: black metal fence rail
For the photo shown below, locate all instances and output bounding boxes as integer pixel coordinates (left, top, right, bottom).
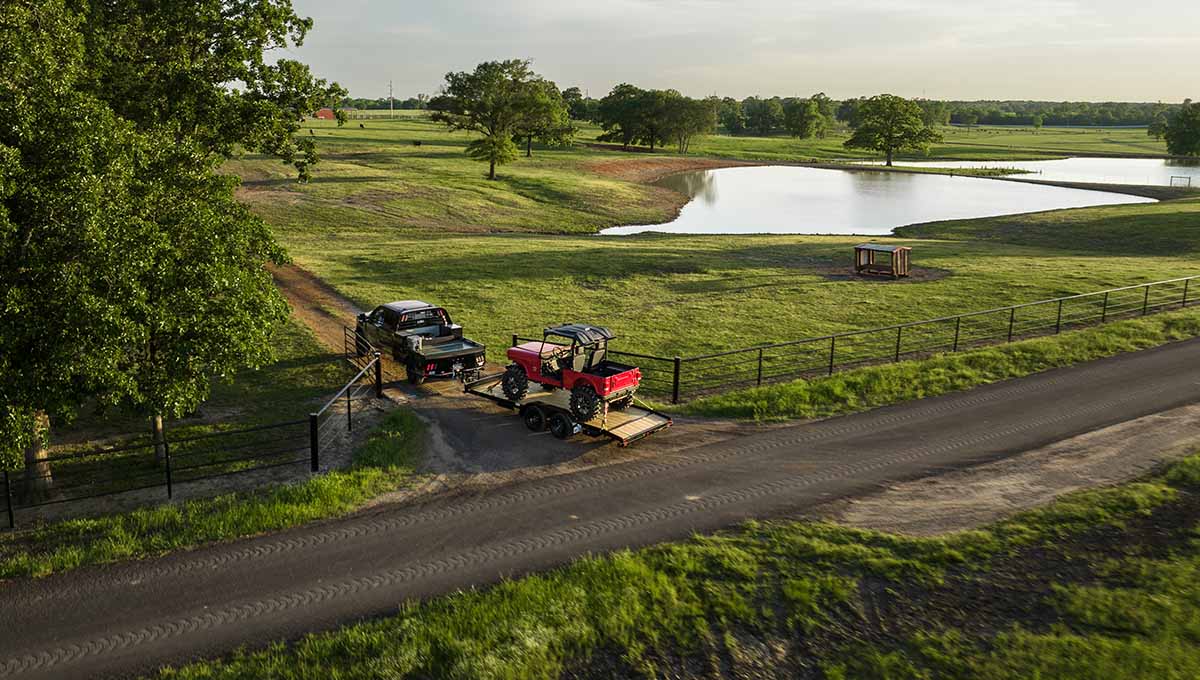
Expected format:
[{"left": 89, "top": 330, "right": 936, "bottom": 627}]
[
  {"left": 509, "top": 276, "right": 1198, "bottom": 404},
  {"left": 678, "top": 275, "right": 1197, "bottom": 400},
  {"left": 2, "top": 352, "right": 385, "bottom": 530}
]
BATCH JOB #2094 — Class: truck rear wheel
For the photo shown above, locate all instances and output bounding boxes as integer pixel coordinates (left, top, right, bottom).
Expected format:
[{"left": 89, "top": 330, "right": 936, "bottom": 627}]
[
  {"left": 523, "top": 405, "right": 547, "bottom": 432},
  {"left": 570, "top": 384, "right": 602, "bottom": 422},
  {"left": 548, "top": 412, "right": 575, "bottom": 440},
  {"left": 406, "top": 362, "right": 426, "bottom": 385},
  {"left": 501, "top": 364, "right": 529, "bottom": 401}
]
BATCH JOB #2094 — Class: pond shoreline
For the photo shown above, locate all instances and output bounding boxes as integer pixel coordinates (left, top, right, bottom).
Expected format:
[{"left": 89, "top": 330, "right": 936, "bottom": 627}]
[{"left": 595, "top": 160, "right": 1159, "bottom": 237}]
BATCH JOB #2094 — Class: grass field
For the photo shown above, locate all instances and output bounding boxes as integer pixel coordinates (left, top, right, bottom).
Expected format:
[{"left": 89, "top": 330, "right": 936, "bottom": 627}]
[
  {"left": 227, "top": 115, "right": 1197, "bottom": 373},
  {"left": 153, "top": 452, "right": 1200, "bottom": 680}
]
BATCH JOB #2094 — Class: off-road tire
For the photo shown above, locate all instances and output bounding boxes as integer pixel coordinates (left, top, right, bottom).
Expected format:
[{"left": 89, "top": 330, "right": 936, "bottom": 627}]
[
  {"left": 569, "top": 383, "right": 603, "bottom": 422},
  {"left": 548, "top": 412, "right": 574, "bottom": 440},
  {"left": 611, "top": 391, "right": 636, "bottom": 411},
  {"left": 501, "top": 364, "right": 529, "bottom": 401},
  {"left": 406, "top": 362, "right": 426, "bottom": 385},
  {"left": 522, "top": 405, "right": 547, "bottom": 432}
]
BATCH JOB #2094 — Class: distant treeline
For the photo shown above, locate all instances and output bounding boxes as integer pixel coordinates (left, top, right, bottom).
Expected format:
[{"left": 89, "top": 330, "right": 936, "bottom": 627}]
[
  {"left": 341, "top": 95, "right": 429, "bottom": 110},
  {"left": 945, "top": 101, "right": 1179, "bottom": 127}
]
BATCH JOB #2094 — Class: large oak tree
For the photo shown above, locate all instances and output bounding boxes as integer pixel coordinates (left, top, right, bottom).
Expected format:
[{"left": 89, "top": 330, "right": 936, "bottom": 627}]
[{"left": 844, "top": 94, "right": 943, "bottom": 166}]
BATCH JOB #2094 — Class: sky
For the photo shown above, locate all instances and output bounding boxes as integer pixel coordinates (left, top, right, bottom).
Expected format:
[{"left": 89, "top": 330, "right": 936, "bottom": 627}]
[{"left": 287, "top": 0, "right": 1199, "bottom": 102}]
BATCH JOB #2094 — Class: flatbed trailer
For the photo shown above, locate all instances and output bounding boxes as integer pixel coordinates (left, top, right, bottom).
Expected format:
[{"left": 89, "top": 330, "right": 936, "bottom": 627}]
[{"left": 465, "top": 373, "right": 672, "bottom": 447}]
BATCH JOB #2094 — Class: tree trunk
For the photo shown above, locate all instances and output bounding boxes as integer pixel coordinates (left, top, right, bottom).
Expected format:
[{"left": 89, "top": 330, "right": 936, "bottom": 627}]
[
  {"left": 22, "top": 411, "right": 52, "bottom": 504},
  {"left": 152, "top": 414, "right": 166, "bottom": 465},
  {"left": 488, "top": 159, "right": 496, "bottom": 180},
  {"left": 886, "top": 149, "right": 894, "bottom": 167},
  {"left": 526, "top": 135, "right": 532, "bottom": 157}
]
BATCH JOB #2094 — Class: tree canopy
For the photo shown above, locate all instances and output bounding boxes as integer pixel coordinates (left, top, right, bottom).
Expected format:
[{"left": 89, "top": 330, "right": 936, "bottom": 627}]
[
  {"left": 594, "top": 85, "right": 714, "bottom": 153},
  {"left": 1164, "top": 99, "right": 1200, "bottom": 156},
  {"left": 2, "top": 0, "right": 304, "bottom": 472},
  {"left": 431, "top": 59, "right": 564, "bottom": 179},
  {"left": 844, "top": 94, "right": 943, "bottom": 165}
]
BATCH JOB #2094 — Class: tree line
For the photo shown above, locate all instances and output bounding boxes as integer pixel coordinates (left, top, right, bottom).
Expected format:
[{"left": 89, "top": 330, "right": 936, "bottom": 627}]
[{"left": 342, "top": 95, "right": 430, "bottom": 110}]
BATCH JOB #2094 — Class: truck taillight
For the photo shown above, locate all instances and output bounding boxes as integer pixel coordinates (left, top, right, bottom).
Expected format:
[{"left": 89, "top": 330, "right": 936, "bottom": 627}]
[{"left": 426, "top": 363, "right": 435, "bottom": 372}]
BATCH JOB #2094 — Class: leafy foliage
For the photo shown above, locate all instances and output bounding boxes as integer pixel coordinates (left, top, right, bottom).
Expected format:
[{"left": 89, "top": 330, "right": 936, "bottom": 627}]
[
  {"left": 844, "top": 94, "right": 943, "bottom": 165},
  {"left": 72, "top": 0, "right": 347, "bottom": 180},
  {"left": 430, "top": 59, "right": 549, "bottom": 179},
  {"left": 1164, "top": 99, "right": 1200, "bottom": 156}
]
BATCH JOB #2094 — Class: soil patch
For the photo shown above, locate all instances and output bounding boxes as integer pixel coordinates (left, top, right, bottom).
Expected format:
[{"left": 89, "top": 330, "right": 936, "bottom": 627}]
[
  {"left": 821, "top": 402, "right": 1200, "bottom": 535},
  {"left": 584, "top": 156, "right": 760, "bottom": 184}
]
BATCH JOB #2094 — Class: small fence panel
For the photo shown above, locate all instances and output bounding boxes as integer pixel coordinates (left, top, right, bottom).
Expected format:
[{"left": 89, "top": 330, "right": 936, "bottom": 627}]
[
  {"left": 1, "top": 419, "right": 311, "bottom": 524},
  {"left": 3, "top": 351, "right": 384, "bottom": 530}
]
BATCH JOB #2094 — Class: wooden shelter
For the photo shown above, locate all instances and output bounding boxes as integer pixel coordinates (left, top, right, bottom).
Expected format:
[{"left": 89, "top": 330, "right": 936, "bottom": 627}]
[{"left": 854, "top": 243, "right": 911, "bottom": 278}]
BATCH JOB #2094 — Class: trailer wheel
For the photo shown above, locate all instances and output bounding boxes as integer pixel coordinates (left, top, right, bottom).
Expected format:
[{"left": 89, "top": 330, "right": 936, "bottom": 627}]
[
  {"left": 523, "top": 406, "right": 547, "bottom": 432},
  {"left": 548, "top": 412, "right": 575, "bottom": 440},
  {"left": 611, "top": 391, "right": 636, "bottom": 411},
  {"left": 569, "top": 384, "right": 602, "bottom": 422},
  {"left": 501, "top": 364, "right": 529, "bottom": 401},
  {"left": 406, "top": 362, "right": 426, "bottom": 385}
]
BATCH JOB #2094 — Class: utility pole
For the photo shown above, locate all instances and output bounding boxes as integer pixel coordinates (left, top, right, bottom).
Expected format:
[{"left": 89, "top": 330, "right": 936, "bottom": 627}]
[{"left": 389, "top": 80, "right": 394, "bottom": 119}]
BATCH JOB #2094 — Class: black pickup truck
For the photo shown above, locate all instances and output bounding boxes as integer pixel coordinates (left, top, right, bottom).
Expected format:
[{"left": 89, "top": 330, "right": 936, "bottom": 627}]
[{"left": 355, "top": 300, "right": 486, "bottom": 384}]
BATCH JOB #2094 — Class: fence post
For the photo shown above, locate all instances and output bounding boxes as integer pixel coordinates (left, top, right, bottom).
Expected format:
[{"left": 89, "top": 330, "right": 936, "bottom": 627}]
[
  {"left": 1007, "top": 308, "right": 1016, "bottom": 343},
  {"left": 1184, "top": 279, "right": 1191, "bottom": 308},
  {"left": 309, "top": 413, "right": 320, "bottom": 472},
  {"left": 1056, "top": 299, "right": 1064, "bottom": 334},
  {"left": 671, "top": 357, "right": 682, "bottom": 404},
  {"left": 1101, "top": 292, "right": 1109, "bottom": 323},
  {"left": 1142, "top": 285, "right": 1150, "bottom": 316},
  {"left": 953, "top": 317, "right": 961, "bottom": 352},
  {"left": 756, "top": 348, "right": 764, "bottom": 386},
  {"left": 3, "top": 470, "right": 13, "bottom": 530},
  {"left": 164, "top": 438, "right": 173, "bottom": 500},
  {"left": 374, "top": 352, "right": 383, "bottom": 397},
  {"left": 828, "top": 336, "right": 836, "bottom": 376},
  {"left": 894, "top": 326, "right": 903, "bottom": 362},
  {"left": 511, "top": 334, "right": 519, "bottom": 348}
]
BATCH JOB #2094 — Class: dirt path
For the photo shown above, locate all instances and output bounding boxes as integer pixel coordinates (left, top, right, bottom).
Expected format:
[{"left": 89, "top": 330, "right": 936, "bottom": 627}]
[{"left": 270, "top": 263, "right": 749, "bottom": 495}]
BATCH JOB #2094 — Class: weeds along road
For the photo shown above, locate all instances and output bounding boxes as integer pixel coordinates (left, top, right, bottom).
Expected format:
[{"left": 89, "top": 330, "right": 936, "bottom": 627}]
[{"left": 1, "top": 339, "right": 1199, "bottom": 678}]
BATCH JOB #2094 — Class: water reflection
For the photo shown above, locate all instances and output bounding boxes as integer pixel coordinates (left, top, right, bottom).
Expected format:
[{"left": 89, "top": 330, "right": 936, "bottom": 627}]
[
  {"left": 859, "top": 157, "right": 1200, "bottom": 187},
  {"left": 659, "top": 170, "right": 718, "bottom": 205},
  {"left": 601, "top": 165, "right": 1154, "bottom": 236}
]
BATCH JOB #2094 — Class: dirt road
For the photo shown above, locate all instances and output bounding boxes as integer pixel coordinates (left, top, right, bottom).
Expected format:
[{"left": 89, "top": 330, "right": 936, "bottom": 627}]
[{"left": 2, "top": 333, "right": 1199, "bottom": 679}]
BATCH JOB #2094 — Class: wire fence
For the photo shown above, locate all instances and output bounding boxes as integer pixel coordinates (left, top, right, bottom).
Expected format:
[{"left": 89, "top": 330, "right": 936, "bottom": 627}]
[
  {"left": 512, "top": 275, "right": 1198, "bottom": 404},
  {"left": 2, "top": 353, "right": 383, "bottom": 530}
]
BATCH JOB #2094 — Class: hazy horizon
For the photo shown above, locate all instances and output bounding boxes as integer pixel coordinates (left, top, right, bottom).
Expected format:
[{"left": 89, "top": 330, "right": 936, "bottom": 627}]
[{"left": 288, "top": 0, "right": 1198, "bottom": 103}]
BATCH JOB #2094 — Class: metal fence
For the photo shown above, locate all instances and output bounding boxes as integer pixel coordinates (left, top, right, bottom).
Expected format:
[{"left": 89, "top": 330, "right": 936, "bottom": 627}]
[
  {"left": 2, "top": 352, "right": 383, "bottom": 529},
  {"left": 514, "top": 275, "right": 1198, "bottom": 404}
]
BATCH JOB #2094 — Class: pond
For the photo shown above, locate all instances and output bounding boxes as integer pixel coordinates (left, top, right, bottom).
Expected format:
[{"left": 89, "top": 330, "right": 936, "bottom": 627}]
[
  {"left": 861, "top": 157, "right": 1200, "bottom": 187},
  {"left": 600, "top": 166, "right": 1154, "bottom": 236}
]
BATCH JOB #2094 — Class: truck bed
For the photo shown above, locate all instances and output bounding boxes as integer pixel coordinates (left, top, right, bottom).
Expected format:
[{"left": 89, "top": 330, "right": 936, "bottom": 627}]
[
  {"left": 465, "top": 374, "right": 671, "bottom": 446},
  {"left": 418, "top": 338, "right": 484, "bottom": 359}
]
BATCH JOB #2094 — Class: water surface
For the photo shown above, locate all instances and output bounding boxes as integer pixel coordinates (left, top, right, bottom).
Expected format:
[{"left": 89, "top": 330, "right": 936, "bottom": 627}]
[
  {"left": 601, "top": 166, "right": 1153, "bottom": 236},
  {"left": 868, "top": 157, "right": 1200, "bottom": 187}
]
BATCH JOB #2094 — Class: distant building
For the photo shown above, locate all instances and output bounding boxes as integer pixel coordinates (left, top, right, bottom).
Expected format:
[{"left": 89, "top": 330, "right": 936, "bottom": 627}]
[{"left": 314, "top": 108, "right": 336, "bottom": 120}]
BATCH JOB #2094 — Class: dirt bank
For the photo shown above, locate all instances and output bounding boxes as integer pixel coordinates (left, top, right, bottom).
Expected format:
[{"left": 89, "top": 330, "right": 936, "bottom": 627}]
[
  {"left": 820, "top": 402, "right": 1200, "bottom": 535},
  {"left": 584, "top": 156, "right": 760, "bottom": 184}
]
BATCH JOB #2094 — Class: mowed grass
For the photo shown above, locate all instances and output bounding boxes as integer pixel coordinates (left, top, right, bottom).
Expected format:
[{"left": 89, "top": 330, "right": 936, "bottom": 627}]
[
  {"left": 601, "top": 123, "right": 1168, "bottom": 163},
  {"left": 227, "top": 116, "right": 679, "bottom": 235},
  {"left": 0, "top": 409, "right": 425, "bottom": 580},
  {"left": 221, "top": 117, "right": 1199, "bottom": 379},
  {"left": 153, "top": 453, "right": 1200, "bottom": 680}
]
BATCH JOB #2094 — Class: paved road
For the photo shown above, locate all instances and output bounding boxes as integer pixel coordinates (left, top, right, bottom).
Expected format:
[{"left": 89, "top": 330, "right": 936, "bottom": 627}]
[{"left": 3, "top": 339, "right": 1200, "bottom": 679}]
